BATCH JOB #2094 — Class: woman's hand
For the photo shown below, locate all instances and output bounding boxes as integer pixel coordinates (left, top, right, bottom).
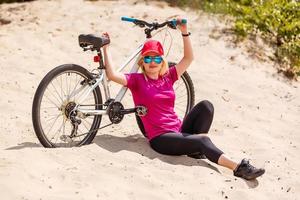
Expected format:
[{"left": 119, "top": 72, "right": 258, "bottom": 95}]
[
  {"left": 174, "top": 17, "right": 194, "bottom": 79},
  {"left": 102, "top": 32, "right": 110, "bottom": 50},
  {"left": 176, "top": 17, "right": 188, "bottom": 34},
  {"left": 101, "top": 32, "right": 127, "bottom": 86}
]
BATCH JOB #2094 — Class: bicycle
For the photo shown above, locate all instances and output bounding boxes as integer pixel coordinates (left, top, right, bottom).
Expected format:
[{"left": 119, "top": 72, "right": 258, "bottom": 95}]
[{"left": 32, "top": 17, "right": 195, "bottom": 148}]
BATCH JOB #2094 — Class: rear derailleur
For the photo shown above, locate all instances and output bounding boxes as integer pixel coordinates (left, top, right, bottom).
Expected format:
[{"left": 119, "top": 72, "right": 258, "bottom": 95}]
[{"left": 60, "top": 102, "right": 82, "bottom": 142}]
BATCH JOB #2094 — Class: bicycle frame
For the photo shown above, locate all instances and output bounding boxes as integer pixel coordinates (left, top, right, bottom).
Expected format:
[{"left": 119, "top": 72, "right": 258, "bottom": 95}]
[{"left": 74, "top": 44, "right": 144, "bottom": 116}]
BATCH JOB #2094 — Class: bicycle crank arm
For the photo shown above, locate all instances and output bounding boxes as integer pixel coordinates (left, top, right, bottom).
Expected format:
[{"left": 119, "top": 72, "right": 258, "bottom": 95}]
[
  {"left": 119, "top": 108, "right": 136, "bottom": 115},
  {"left": 76, "top": 109, "right": 108, "bottom": 116},
  {"left": 120, "top": 106, "right": 148, "bottom": 116}
]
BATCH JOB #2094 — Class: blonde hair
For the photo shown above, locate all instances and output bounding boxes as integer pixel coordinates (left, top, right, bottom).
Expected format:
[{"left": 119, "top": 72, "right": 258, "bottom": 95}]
[{"left": 138, "top": 56, "right": 169, "bottom": 77}]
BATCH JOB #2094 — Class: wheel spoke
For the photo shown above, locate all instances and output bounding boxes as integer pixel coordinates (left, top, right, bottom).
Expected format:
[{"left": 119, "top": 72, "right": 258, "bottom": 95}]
[
  {"left": 60, "top": 75, "right": 66, "bottom": 100},
  {"left": 176, "top": 94, "right": 187, "bottom": 99},
  {"left": 69, "top": 74, "right": 81, "bottom": 102},
  {"left": 175, "top": 106, "right": 186, "bottom": 113},
  {"left": 43, "top": 94, "right": 61, "bottom": 109},
  {"left": 50, "top": 82, "right": 63, "bottom": 103},
  {"left": 44, "top": 83, "right": 62, "bottom": 106},
  {"left": 176, "top": 100, "right": 187, "bottom": 105},
  {"left": 65, "top": 73, "right": 70, "bottom": 98},
  {"left": 71, "top": 84, "right": 90, "bottom": 102},
  {"left": 44, "top": 113, "right": 61, "bottom": 136},
  {"left": 81, "top": 119, "right": 91, "bottom": 132},
  {"left": 82, "top": 118, "right": 93, "bottom": 126},
  {"left": 49, "top": 118, "right": 64, "bottom": 143},
  {"left": 44, "top": 114, "right": 62, "bottom": 123},
  {"left": 41, "top": 106, "right": 59, "bottom": 110}
]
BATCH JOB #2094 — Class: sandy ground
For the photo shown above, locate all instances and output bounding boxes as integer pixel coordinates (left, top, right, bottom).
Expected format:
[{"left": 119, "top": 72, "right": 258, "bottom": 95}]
[{"left": 0, "top": 0, "right": 299, "bottom": 199}]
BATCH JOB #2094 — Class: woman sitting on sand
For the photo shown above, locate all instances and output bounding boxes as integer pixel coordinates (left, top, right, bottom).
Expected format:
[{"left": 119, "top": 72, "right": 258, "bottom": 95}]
[{"left": 102, "top": 18, "right": 265, "bottom": 180}]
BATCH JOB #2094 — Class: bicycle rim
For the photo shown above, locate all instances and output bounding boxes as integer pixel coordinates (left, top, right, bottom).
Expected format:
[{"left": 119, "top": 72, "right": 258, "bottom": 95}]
[{"left": 35, "top": 67, "right": 101, "bottom": 147}]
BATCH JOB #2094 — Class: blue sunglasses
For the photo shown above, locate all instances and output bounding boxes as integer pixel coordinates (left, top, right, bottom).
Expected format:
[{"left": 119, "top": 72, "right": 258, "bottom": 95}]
[{"left": 143, "top": 56, "right": 163, "bottom": 64}]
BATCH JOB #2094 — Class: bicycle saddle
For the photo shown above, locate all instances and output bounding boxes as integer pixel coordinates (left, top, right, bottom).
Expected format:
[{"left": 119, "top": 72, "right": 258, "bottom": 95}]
[{"left": 78, "top": 34, "right": 110, "bottom": 50}]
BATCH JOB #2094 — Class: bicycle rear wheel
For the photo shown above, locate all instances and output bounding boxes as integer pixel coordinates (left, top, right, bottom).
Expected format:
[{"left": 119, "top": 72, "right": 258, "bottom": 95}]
[
  {"left": 32, "top": 64, "right": 102, "bottom": 147},
  {"left": 135, "top": 62, "right": 195, "bottom": 138}
]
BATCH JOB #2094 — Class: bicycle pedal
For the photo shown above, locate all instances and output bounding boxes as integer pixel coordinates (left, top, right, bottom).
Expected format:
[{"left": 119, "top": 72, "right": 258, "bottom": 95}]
[{"left": 136, "top": 106, "right": 148, "bottom": 116}]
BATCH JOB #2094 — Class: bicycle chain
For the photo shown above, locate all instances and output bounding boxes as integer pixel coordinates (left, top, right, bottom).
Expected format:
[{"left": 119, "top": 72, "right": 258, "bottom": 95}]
[{"left": 71, "top": 122, "right": 113, "bottom": 138}]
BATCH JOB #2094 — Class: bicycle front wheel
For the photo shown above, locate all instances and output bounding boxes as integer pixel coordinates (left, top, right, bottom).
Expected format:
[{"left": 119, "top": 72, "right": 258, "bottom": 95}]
[
  {"left": 32, "top": 64, "right": 102, "bottom": 147},
  {"left": 136, "top": 63, "right": 195, "bottom": 138}
]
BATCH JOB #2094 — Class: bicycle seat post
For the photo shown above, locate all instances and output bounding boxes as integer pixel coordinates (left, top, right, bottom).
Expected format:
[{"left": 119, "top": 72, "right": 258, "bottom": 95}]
[{"left": 97, "top": 49, "right": 105, "bottom": 69}]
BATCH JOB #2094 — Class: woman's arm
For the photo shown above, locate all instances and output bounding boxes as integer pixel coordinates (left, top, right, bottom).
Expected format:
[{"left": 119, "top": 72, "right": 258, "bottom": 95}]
[
  {"left": 175, "top": 18, "right": 194, "bottom": 79},
  {"left": 102, "top": 33, "right": 127, "bottom": 86}
]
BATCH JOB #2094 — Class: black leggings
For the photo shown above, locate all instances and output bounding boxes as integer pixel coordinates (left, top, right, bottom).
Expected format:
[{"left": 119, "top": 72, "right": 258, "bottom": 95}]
[{"left": 150, "top": 100, "right": 224, "bottom": 163}]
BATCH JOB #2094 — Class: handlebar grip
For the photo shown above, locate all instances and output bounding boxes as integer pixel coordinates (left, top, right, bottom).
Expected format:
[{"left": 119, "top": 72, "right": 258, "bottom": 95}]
[
  {"left": 171, "top": 18, "right": 187, "bottom": 26},
  {"left": 181, "top": 19, "right": 187, "bottom": 24},
  {"left": 121, "top": 16, "right": 136, "bottom": 22}
]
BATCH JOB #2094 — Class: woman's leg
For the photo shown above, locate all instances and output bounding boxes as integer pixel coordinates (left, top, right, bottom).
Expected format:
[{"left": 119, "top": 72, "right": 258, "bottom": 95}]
[
  {"left": 150, "top": 132, "right": 265, "bottom": 180},
  {"left": 150, "top": 132, "right": 223, "bottom": 164},
  {"left": 217, "top": 152, "right": 265, "bottom": 180},
  {"left": 217, "top": 154, "right": 238, "bottom": 170},
  {"left": 181, "top": 100, "right": 214, "bottom": 134}
]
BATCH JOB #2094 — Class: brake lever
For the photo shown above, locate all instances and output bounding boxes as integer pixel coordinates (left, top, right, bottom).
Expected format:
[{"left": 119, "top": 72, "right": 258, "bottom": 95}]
[
  {"left": 167, "top": 20, "right": 177, "bottom": 29},
  {"left": 167, "top": 23, "right": 177, "bottom": 29}
]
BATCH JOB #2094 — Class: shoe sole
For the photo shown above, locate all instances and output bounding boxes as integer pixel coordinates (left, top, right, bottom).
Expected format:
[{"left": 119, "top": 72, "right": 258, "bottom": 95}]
[{"left": 243, "top": 169, "right": 265, "bottom": 180}]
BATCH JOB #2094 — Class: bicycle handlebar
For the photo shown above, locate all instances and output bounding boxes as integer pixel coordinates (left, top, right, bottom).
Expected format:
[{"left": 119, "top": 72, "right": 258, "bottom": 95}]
[
  {"left": 121, "top": 16, "right": 187, "bottom": 38},
  {"left": 121, "top": 16, "right": 187, "bottom": 28},
  {"left": 121, "top": 17, "right": 136, "bottom": 23}
]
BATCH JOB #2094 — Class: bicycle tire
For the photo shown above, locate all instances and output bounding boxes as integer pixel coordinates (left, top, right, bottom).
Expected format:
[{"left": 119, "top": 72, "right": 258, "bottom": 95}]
[
  {"left": 135, "top": 62, "right": 195, "bottom": 138},
  {"left": 32, "top": 64, "right": 102, "bottom": 148}
]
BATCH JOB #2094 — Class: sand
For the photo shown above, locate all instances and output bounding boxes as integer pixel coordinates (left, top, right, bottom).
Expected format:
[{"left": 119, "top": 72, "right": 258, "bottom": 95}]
[{"left": 0, "top": 0, "right": 299, "bottom": 199}]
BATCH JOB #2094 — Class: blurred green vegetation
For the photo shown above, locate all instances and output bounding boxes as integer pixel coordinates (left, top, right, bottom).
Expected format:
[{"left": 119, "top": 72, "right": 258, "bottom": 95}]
[
  {"left": 165, "top": 0, "right": 300, "bottom": 78},
  {"left": 1, "top": 0, "right": 299, "bottom": 78}
]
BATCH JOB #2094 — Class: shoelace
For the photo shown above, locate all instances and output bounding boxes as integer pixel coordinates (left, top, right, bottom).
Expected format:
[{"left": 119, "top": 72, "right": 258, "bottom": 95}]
[{"left": 243, "top": 160, "right": 257, "bottom": 172}]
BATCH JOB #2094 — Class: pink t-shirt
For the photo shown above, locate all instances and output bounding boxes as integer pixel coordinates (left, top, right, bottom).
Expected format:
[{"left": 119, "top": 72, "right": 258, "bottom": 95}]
[{"left": 125, "top": 67, "right": 182, "bottom": 141}]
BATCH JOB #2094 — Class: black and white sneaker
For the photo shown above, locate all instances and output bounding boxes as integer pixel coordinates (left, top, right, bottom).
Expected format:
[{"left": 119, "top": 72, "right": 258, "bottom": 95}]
[{"left": 234, "top": 159, "right": 265, "bottom": 180}]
